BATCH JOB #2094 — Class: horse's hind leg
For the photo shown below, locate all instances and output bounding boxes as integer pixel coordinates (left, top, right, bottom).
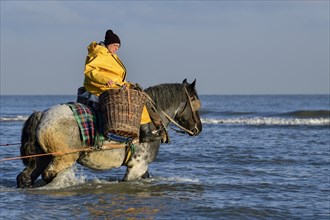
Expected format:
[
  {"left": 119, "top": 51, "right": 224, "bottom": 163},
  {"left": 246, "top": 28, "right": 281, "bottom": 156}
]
[
  {"left": 17, "top": 156, "right": 52, "bottom": 188},
  {"left": 42, "top": 154, "right": 79, "bottom": 183},
  {"left": 35, "top": 104, "right": 82, "bottom": 184}
]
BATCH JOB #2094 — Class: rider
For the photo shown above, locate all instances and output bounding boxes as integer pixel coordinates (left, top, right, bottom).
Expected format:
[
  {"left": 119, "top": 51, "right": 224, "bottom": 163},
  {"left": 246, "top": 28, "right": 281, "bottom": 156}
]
[{"left": 82, "top": 29, "right": 163, "bottom": 142}]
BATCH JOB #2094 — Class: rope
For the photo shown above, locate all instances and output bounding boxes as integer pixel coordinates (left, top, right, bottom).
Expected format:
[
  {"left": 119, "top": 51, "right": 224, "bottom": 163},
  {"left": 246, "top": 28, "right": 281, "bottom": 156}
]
[
  {"left": 0, "top": 143, "right": 128, "bottom": 163},
  {"left": 0, "top": 143, "right": 21, "bottom": 146},
  {"left": 0, "top": 147, "right": 93, "bottom": 162}
]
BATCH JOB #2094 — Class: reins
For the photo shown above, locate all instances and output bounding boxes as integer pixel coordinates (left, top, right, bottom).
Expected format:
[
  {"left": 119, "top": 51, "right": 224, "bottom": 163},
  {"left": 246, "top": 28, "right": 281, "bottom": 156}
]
[
  {"left": 143, "top": 86, "right": 197, "bottom": 136},
  {"left": 162, "top": 110, "right": 195, "bottom": 135}
]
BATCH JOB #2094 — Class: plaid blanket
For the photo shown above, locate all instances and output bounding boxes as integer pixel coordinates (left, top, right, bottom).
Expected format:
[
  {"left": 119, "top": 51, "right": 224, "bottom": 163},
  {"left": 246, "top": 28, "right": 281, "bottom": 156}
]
[{"left": 67, "top": 102, "right": 98, "bottom": 146}]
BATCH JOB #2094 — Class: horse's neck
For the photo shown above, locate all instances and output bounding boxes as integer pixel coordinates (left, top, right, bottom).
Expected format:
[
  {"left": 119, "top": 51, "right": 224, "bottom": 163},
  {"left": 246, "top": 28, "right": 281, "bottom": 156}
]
[
  {"left": 159, "top": 104, "right": 180, "bottom": 127},
  {"left": 147, "top": 84, "right": 184, "bottom": 126}
]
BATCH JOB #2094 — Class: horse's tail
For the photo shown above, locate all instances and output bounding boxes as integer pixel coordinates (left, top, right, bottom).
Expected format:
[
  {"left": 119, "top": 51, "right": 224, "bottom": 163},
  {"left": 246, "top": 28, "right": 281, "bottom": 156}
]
[{"left": 20, "top": 111, "right": 43, "bottom": 166}]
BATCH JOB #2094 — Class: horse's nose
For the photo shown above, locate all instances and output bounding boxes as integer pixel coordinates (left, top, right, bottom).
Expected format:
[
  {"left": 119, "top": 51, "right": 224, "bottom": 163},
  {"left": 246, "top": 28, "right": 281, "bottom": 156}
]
[{"left": 191, "top": 127, "right": 202, "bottom": 136}]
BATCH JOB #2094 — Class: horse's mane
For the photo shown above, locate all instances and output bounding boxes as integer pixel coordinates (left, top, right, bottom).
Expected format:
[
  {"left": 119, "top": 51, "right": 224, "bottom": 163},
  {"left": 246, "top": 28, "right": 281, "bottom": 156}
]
[{"left": 145, "top": 83, "right": 186, "bottom": 110}]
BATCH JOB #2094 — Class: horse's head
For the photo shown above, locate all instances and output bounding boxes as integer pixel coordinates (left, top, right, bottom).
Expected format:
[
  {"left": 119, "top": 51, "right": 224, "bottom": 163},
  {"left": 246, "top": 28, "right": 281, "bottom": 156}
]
[
  {"left": 145, "top": 79, "right": 202, "bottom": 136},
  {"left": 173, "top": 79, "right": 202, "bottom": 136}
]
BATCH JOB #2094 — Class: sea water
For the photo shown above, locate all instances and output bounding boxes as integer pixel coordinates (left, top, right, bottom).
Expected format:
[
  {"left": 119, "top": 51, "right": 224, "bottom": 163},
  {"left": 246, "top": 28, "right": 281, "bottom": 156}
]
[{"left": 0, "top": 95, "right": 329, "bottom": 219}]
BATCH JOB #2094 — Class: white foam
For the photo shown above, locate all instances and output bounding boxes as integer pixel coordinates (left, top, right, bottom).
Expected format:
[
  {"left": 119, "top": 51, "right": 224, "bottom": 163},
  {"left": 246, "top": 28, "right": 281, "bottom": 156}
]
[
  {"left": 144, "top": 176, "right": 200, "bottom": 184},
  {"left": 0, "top": 115, "right": 28, "bottom": 121},
  {"left": 39, "top": 166, "right": 87, "bottom": 190},
  {"left": 201, "top": 117, "right": 330, "bottom": 126},
  {"left": 164, "top": 176, "right": 200, "bottom": 183}
]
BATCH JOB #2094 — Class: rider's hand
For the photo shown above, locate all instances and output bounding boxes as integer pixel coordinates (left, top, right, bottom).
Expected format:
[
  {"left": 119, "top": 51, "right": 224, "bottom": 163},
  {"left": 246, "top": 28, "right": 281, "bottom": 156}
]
[{"left": 106, "top": 79, "right": 113, "bottom": 87}]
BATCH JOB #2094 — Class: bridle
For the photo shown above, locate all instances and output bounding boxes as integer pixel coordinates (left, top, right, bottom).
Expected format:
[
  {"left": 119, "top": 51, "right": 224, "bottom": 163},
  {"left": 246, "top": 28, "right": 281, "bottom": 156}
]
[
  {"left": 145, "top": 86, "right": 201, "bottom": 136},
  {"left": 170, "top": 86, "right": 201, "bottom": 135},
  {"left": 178, "top": 86, "right": 201, "bottom": 121}
]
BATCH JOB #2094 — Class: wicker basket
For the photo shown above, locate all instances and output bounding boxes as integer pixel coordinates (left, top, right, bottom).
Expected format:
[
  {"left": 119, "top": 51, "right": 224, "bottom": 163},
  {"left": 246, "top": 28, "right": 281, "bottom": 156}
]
[{"left": 99, "top": 88, "right": 146, "bottom": 139}]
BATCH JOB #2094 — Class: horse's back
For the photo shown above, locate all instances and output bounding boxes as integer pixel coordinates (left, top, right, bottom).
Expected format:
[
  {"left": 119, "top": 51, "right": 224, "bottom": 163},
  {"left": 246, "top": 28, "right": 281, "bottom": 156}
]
[{"left": 38, "top": 104, "right": 75, "bottom": 133}]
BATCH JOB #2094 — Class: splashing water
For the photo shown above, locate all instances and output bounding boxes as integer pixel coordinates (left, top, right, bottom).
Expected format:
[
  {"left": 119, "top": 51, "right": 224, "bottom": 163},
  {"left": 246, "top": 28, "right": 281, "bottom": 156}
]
[{"left": 39, "top": 166, "right": 87, "bottom": 190}]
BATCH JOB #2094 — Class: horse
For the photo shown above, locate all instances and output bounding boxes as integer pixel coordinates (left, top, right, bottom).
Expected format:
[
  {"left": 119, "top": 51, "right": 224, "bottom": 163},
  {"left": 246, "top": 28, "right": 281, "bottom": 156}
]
[{"left": 16, "top": 79, "right": 202, "bottom": 188}]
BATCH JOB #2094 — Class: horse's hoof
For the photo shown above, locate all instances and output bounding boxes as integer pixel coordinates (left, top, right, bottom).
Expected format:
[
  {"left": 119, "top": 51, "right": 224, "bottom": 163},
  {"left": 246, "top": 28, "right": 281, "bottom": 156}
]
[
  {"left": 42, "top": 171, "right": 57, "bottom": 183},
  {"left": 16, "top": 173, "right": 32, "bottom": 188}
]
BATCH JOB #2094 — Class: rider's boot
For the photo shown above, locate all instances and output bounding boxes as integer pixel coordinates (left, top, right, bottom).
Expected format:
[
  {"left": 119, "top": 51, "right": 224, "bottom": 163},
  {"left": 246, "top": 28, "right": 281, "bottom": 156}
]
[{"left": 139, "top": 123, "right": 164, "bottom": 142}]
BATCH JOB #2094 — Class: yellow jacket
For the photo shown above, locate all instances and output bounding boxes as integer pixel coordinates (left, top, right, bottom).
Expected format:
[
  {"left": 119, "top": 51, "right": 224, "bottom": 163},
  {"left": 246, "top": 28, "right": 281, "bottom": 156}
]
[
  {"left": 84, "top": 42, "right": 126, "bottom": 96},
  {"left": 83, "top": 41, "right": 151, "bottom": 124}
]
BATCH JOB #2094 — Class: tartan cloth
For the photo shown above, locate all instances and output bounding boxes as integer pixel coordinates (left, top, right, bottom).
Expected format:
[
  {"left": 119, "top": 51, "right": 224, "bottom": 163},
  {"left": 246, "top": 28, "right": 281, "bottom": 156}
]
[{"left": 67, "top": 102, "right": 97, "bottom": 146}]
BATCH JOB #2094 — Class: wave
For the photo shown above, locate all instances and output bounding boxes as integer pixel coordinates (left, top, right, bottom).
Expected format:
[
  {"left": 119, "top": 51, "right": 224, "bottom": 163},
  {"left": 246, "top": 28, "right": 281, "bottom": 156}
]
[
  {"left": 0, "top": 115, "right": 28, "bottom": 122},
  {"left": 216, "top": 111, "right": 257, "bottom": 116},
  {"left": 1, "top": 110, "right": 329, "bottom": 126},
  {"left": 201, "top": 109, "right": 330, "bottom": 118},
  {"left": 202, "top": 117, "right": 330, "bottom": 126},
  {"left": 199, "top": 110, "right": 257, "bottom": 116},
  {"left": 278, "top": 110, "right": 330, "bottom": 118}
]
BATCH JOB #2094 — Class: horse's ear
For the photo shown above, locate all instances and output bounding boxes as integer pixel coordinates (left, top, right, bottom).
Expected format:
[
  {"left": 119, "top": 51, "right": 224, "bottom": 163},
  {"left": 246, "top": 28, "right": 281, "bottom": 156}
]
[{"left": 189, "top": 79, "right": 196, "bottom": 90}]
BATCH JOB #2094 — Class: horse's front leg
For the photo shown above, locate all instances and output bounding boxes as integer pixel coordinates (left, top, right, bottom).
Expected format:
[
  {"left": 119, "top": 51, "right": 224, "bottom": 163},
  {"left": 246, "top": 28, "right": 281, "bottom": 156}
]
[
  {"left": 123, "top": 155, "right": 149, "bottom": 181},
  {"left": 141, "top": 170, "right": 150, "bottom": 178},
  {"left": 122, "top": 141, "right": 159, "bottom": 181}
]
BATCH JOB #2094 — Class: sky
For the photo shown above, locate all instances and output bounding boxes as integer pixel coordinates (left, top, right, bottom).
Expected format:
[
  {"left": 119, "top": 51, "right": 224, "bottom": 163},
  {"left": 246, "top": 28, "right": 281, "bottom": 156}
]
[{"left": 0, "top": 1, "right": 329, "bottom": 95}]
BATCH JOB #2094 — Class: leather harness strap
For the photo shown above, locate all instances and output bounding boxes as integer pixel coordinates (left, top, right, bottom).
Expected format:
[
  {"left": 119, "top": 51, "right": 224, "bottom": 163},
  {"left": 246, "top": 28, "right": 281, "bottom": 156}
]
[{"left": 143, "top": 86, "right": 199, "bottom": 136}]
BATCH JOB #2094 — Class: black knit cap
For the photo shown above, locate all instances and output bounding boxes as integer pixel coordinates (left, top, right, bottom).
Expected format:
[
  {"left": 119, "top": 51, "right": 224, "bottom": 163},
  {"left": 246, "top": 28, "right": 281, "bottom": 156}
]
[{"left": 104, "top": 29, "right": 121, "bottom": 46}]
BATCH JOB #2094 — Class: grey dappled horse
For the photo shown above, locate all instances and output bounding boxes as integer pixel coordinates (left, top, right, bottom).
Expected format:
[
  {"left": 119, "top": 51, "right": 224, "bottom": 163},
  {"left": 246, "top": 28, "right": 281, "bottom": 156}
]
[{"left": 17, "top": 79, "right": 202, "bottom": 188}]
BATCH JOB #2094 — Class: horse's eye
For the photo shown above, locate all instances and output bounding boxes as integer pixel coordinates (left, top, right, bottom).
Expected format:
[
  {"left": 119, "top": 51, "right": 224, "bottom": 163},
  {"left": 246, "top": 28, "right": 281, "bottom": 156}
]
[{"left": 178, "top": 117, "right": 185, "bottom": 124}]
